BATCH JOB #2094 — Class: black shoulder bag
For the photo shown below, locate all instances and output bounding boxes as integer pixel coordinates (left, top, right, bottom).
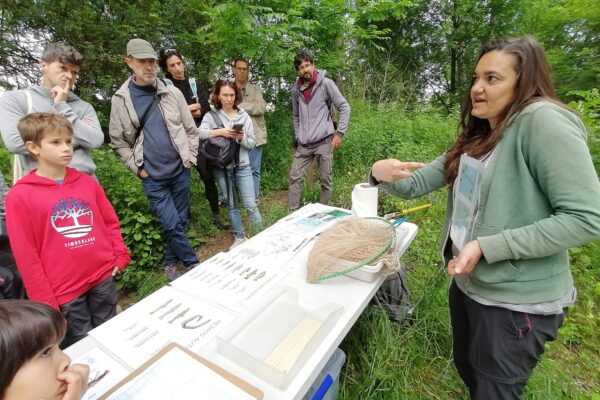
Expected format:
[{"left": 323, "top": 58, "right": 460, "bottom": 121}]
[{"left": 200, "top": 111, "right": 241, "bottom": 169}]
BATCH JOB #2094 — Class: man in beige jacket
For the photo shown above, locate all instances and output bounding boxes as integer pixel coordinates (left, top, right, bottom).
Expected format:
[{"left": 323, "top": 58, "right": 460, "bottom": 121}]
[
  {"left": 233, "top": 57, "right": 267, "bottom": 201},
  {"left": 109, "top": 38, "right": 200, "bottom": 282}
]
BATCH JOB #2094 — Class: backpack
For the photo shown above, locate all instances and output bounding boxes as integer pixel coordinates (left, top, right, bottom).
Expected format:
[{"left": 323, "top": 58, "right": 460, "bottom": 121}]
[
  {"left": 372, "top": 266, "right": 413, "bottom": 324},
  {"left": 200, "top": 111, "right": 240, "bottom": 169}
]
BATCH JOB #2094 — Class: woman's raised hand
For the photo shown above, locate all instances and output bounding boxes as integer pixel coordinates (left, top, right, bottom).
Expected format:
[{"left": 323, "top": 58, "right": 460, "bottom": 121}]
[{"left": 371, "top": 159, "right": 426, "bottom": 182}]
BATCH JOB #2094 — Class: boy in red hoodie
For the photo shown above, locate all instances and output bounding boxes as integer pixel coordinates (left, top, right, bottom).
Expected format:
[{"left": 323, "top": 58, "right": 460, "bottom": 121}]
[{"left": 6, "top": 113, "right": 130, "bottom": 347}]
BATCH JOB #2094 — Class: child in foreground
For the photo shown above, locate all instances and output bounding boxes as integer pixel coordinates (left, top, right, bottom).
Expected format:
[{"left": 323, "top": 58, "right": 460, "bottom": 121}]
[
  {"left": 0, "top": 299, "right": 89, "bottom": 400},
  {"left": 6, "top": 113, "right": 131, "bottom": 347}
]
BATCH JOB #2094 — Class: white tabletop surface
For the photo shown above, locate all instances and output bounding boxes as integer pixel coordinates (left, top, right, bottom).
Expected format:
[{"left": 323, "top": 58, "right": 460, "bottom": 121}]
[{"left": 66, "top": 204, "right": 417, "bottom": 399}]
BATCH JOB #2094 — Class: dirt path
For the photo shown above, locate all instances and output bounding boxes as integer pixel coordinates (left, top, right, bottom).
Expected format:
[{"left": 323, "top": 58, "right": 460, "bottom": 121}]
[{"left": 199, "top": 189, "right": 289, "bottom": 259}]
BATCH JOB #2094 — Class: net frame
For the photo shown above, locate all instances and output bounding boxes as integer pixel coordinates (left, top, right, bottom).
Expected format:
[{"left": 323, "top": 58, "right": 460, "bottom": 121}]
[{"left": 307, "top": 217, "right": 397, "bottom": 282}]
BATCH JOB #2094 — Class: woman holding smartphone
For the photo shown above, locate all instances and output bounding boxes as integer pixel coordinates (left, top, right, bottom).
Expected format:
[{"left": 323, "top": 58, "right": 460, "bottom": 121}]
[{"left": 199, "top": 80, "right": 263, "bottom": 249}]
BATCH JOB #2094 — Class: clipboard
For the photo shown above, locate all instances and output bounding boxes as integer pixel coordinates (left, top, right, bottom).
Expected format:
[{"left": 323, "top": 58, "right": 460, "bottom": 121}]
[{"left": 99, "top": 342, "right": 263, "bottom": 399}]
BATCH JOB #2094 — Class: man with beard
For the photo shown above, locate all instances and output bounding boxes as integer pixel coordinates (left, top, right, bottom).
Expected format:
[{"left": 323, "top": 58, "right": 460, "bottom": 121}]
[{"left": 288, "top": 50, "right": 350, "bottom": 210}]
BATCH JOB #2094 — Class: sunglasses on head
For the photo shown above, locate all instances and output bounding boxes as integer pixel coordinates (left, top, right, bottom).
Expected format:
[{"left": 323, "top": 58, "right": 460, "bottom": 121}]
[{"left": 163, "top": 48, "right": 178, "bottom": 57}]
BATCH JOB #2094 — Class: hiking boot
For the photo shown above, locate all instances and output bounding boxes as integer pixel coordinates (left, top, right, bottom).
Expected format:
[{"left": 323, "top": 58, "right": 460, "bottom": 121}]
[
  {"left": 229, "top": 236, "right": 247, "bottom": 251},
  {"left": 212, "top": 213, "right": 230, "bottom": 229},
  {"left": 164, "top": 264, "right": 181, "bottom": 282}
]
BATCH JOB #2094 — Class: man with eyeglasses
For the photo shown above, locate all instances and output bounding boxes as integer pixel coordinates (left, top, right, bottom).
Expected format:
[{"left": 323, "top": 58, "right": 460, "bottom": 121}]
[
  {"left": 288, "top": 50, "right": 350, "bottom": 210},
  {"left": 233, "top": 57, "right": 267, "bottom": 202},
  {"left": 157, "top": 47, "right": 229, "bottom": 229},
  {"left": 0, "top": 43, "right": 104, "bottom": 177},
  {"left": 109, "top": 38, "right": 201, "bottom": 281}
]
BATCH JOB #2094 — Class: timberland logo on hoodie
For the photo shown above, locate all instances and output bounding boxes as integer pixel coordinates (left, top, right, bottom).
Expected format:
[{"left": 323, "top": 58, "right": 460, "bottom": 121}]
[{"left": 51, "top": 197, "right": 94, "bottom": 239}]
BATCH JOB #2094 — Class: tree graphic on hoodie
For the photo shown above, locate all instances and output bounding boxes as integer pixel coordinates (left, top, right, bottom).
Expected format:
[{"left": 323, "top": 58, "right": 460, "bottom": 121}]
[{"left": 50, "top": 197, "right": 94, "bottom": 239}]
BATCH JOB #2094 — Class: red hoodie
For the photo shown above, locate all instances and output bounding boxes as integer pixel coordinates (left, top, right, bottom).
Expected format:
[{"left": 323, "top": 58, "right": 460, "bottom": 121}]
[{"left": 6, "top": 167, "right": 130, "bottom": 309}]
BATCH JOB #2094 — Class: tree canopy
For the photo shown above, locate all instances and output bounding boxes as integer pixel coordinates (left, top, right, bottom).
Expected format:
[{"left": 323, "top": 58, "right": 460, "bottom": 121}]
[{"left": 1, "top": 0, "right": 598, "bottom": 125}]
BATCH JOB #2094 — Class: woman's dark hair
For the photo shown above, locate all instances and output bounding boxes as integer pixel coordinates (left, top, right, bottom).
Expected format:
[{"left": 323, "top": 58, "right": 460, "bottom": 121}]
[
  {"left": 210, "top": 80, "right": 241, "bottom": 109},
  {"left": 444, "top": 36, "right": 562, "bottom": 184},
  {"left": 0, "top": 300, "right": 66, "bottom": 398},
  {"left": 158, "top": 47, "right": 183, "bottom": 77}
]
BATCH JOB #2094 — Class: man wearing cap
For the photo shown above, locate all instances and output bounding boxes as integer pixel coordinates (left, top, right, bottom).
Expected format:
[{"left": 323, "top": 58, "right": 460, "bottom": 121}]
[
  {"left": 0, "top": 43, "right": 103, "bottom": 178},
  {"left": 109, "top": 38, "right": 200, "bottom": 281}
]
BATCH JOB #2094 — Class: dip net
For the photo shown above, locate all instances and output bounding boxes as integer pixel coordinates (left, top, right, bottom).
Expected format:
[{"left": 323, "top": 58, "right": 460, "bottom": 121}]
[{"left": 307, "top": 217, "right": 397, "bottom": 282}]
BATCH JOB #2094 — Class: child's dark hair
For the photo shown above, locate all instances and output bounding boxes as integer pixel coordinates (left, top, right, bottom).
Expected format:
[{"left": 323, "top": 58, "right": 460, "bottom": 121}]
[
  {"left": 17, "top": 113, "right": 73, "bottom": 153},
  {"left": 0, "top": 300, "right": 67, "bottom": 398}
]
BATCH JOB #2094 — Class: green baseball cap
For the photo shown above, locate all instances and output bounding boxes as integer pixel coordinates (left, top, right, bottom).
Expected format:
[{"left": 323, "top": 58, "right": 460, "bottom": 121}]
[{"left": 126, "top": 38, "right": 157, "bottom": 59}]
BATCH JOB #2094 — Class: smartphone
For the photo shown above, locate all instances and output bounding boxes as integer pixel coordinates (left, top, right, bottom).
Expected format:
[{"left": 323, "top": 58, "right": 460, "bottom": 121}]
[{"left": 232, "top": 123, "right": 244, "bottom": 132}]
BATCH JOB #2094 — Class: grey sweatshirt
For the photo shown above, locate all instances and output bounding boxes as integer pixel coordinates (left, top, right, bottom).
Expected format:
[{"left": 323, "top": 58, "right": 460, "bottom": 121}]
[
  {"left": 0, "top": 85, "right": 104, "bottom": 175},
  {"left": 291, "top": 69, "right": 350, "bottom": 146}
]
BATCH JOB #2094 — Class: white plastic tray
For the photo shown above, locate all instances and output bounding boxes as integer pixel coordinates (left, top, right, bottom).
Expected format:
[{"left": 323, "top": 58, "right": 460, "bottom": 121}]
[
  {"left": 346, "top": 222, "right": 418, "bottom": 282},
  {"left": 216, "top": 286, "right": 343, "bottom": 389}
]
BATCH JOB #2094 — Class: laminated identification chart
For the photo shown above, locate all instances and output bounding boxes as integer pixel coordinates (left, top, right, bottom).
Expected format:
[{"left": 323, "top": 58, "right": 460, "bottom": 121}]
[
  {"left": 172, "top": 206, "right": 352, "bottom": 313},
  {"left": 450, "top": 154, "right": 484, "bottom": 250},
  {"left": 171, "top": 253, "right": 287, "bottom": 312},
  {"left": 89, "top": 286, "right": 235, "bottom": 369},
  {"left": 104, "top": 346, "right": 258, "bottom": 400}
]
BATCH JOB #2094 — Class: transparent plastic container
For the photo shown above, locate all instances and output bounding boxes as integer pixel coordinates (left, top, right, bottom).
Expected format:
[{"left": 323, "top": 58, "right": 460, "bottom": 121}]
[
  {"left": 217, "top": 286, "right": 344, "bottom": 389},
  {"left": 302, "top": 348, "right": 346, "bottom": 400}
]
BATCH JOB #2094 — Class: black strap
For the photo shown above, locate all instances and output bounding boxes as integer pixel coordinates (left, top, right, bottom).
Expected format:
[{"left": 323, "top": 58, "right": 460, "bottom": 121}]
[
  {"left": 209, "top": 110, "right": 224, "bottom": 128},
  {"left": 136, "top": 96, "right": 160, "bottom": 139}
]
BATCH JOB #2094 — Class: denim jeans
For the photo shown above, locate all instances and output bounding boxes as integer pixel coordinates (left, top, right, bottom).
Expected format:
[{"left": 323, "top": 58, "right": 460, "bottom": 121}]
[
  {"left": 248, "top": 145, "right": 263, "bottom": 200},
  {"left": 142, "top": 168, "right": 199, "bottom": 267},
  {"left": 213, "top": 164, "right": 262, "bottom": 239}
]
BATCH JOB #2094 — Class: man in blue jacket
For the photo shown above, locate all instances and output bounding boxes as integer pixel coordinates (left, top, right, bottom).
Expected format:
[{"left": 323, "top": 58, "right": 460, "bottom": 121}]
[{"left": 289, "top": 50, "right": 350, "bottom": 210}]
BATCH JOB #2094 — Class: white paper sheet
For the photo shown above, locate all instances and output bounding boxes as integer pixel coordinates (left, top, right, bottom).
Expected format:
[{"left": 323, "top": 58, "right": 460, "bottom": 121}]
[
  {"left": 171, "top": 252, "right": 287, "bottom": 312},
  {"left": 106, "top": 346, "right": 255, "bottom": 400},
  {"left": 73, "top": 347, "right": 130, "bottom": 400},
  {"left": 88, "top": 286, "right": 235, "bottom": 369}
]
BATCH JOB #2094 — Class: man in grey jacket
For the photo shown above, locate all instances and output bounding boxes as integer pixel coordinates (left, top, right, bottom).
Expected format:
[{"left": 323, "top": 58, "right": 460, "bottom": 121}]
[
  {"left": 289, "top": 50, "right": 350, "bottom": 210},
  {"left": 0, "top": 43, "right": 103, "bottom": 176},
  {"left": 109, "top": 38, "right": 200, "bottom": 281}
]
